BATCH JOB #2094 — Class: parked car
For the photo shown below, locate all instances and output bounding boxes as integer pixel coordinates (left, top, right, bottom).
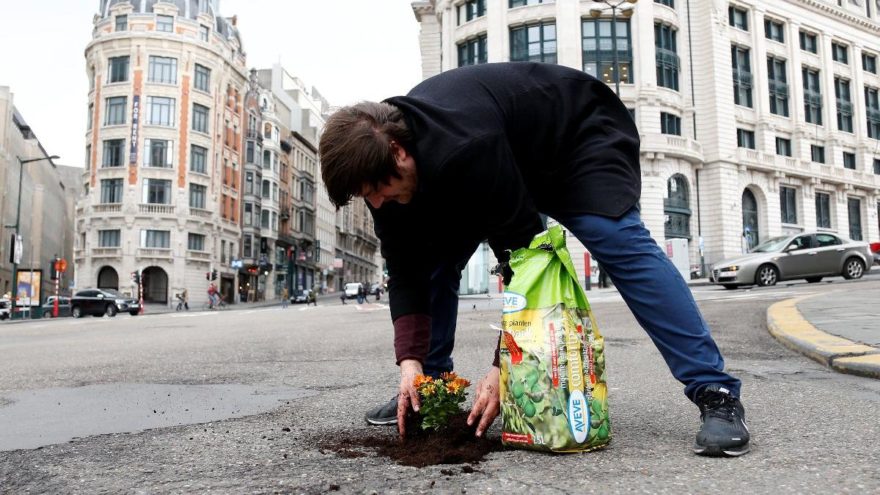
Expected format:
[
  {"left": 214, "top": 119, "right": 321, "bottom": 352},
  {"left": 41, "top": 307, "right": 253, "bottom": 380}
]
[
  {"left": 70, "top": 289, "right": 140, "bottom": 318},
  {"left": 291, "top": 289, "right": 312, "bottom": 304},
  {"left": 41, "top": 296, "right": 72, "bottom": 318},
  {"left": 870, "top": 242, "right": 880, "bottom": 266},
  {"left": 344, "top": 283, "right": 364, "bottom": 299},
  {"left": 709, "top": 232, "right": 872, "bottom": 289},
  {"left": 370, "top": 282, "right": 383, "bottom": 296}
]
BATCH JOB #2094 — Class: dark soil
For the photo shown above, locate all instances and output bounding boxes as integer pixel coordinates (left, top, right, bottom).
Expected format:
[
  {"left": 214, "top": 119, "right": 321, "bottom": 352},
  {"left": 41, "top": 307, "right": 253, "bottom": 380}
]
[{"left": 319, "top": 411, "right": 503, "bottom": 468}]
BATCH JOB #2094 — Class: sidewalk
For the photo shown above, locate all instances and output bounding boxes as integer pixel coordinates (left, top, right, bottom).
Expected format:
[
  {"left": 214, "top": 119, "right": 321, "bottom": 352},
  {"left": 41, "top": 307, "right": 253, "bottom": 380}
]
[
  {"left": 142, "top": 292, "right": 345, "bottom": 315},
  {"left": 767, "top": 286, "right": 880, "bottom": 379}
]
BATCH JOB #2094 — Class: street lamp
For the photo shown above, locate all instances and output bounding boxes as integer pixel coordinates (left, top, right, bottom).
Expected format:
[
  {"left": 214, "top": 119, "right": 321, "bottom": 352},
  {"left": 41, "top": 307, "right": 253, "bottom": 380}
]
[
  {"left": 9, "top": 154, "right": 59, "bottom": 319},
  {"left": 590, "top": 0, "right": 638, "bottom": 96}
]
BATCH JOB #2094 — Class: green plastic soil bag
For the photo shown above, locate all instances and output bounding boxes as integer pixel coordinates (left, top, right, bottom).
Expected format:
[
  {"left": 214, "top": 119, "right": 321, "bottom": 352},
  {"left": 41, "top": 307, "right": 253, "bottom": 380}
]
[{"left": 499, "top": 225, "right": 610, "bottom": 452}]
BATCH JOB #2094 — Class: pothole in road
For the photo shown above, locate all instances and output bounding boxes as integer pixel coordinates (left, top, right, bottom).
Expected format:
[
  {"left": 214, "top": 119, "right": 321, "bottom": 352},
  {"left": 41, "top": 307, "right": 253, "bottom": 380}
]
[{"left": 0, "top": 383, "right": 315, "bottom": 452}]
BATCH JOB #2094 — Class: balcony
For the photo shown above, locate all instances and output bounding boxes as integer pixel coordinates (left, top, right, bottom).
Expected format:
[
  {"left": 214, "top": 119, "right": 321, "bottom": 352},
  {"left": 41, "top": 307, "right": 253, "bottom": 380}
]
[
  {"left": 641, "top": 134, "right": 703, "bottom": 163},
  {"left": 136, "top": 248, "right": 173, "bottom": 260},
  {"left": 186, "top": 250, "right": 211, "bottom": 262},
  {"left": 93, "top": 204, "right": 123, "bottom": 214},
  {"left": 189, "top": 207, "right": 212, "bottom": 219},
  {"left": 139, "top": 204, "right": 175, "bottom": 215},
  {"left": 92, "top": 247, "right": 122, "bottom": 258}
]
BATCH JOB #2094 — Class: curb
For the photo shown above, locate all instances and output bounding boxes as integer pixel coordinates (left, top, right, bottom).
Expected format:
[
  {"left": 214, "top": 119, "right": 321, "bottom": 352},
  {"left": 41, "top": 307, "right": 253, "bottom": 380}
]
[{"left": 766, "top": 295, "right": 880, "bottom": 379}]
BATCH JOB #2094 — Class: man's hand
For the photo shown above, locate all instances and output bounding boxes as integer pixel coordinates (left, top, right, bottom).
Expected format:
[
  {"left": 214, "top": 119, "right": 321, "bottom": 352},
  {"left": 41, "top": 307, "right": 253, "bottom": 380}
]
[
  {"left": 467, "top": 366, "right": 501, "bottom": 437},
  {"left": 397, "top": 359, "right": 423, "bottom": 437}
]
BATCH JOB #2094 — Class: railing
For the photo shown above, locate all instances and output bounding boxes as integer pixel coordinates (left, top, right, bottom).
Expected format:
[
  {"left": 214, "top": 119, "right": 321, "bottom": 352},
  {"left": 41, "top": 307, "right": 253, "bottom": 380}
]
[
  {"left": 136, "top": 248, "right": 172, "bottom": 259},
  {"left": 186, "top": 250, "right": 211, "bottom": 261},
  {"left": 92, "top": 247, "right": 122, "bottom": 257},
  {"left": 732, "top": 69, "right": 753, "bottom": 87},
  {"left": 94, "top": 204, "right": 122, "bottom": 213},
  {"left": 768, "top": 79, "right": 789, "bottom": 96},
  {"left": 139, "top": 204, "right": 175, "bottom": 215},
  {"left": 189, "top": 207, "right": 212, "bottom": 219},
  {"left": 656, "top": 48, "right": 680, "bottom": 68}
]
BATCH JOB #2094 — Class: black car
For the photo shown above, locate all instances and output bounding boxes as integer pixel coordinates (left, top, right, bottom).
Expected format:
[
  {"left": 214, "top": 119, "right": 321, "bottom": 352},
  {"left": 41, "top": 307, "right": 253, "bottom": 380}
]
[
  {"left": 70, "top": 289, "right": 140, "bottom": 318},
  {"left": 42, "top": 296, "right": 72, "bottom": 318}
]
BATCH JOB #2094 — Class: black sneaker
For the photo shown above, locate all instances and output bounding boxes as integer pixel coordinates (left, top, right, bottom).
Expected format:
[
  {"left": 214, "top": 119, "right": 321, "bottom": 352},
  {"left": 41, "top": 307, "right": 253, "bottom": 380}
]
[
  {"left": 693, "top": 384, "right": 750, "bottom": 457},
  {"left": 365, "top": 396, "right": 398, "bottom": 426}
]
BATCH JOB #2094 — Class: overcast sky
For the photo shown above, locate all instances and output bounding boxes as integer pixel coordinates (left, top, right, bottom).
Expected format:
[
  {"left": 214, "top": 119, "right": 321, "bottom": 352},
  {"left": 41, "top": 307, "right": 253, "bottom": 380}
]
[{"left": 0, "top": 0, "right": 423, "bottom": 168}]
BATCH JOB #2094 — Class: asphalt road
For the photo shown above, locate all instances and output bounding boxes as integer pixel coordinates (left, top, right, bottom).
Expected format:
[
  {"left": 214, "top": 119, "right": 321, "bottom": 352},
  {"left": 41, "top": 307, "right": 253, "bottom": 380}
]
[{"left": 1, "top": 276, "right": 879, "bottom": 493}]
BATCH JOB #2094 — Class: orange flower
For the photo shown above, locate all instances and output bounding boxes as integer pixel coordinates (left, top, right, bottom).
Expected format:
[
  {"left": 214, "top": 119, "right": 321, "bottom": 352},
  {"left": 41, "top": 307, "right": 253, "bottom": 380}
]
[
  {"left": 440, "top": 371, "right": 458, "bottom": 382},
  {"left": 421, "top": 383, "right": 437, "bottom": 397},
  {"left": 412, "top": 374, "right": 433, "bottom": 388}
]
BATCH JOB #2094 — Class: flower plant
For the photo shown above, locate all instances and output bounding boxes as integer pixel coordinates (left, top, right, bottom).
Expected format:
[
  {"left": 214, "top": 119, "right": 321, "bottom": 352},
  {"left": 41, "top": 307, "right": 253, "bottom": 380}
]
[{"left": 413, "top": 372, "right": 471, "bottom": 431}]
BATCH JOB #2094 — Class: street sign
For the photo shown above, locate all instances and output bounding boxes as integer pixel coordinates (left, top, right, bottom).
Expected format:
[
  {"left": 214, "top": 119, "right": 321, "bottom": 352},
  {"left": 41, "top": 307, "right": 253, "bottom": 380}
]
[
  {"left": 13, "top": 235, "right": 22, "bottom": 264},
  {"left": 54, "top": 259, "right": 67, "bottom": 273}
]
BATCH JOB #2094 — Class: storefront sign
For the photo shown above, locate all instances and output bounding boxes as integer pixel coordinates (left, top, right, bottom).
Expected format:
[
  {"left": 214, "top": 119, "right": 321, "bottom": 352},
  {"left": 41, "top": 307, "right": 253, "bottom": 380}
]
[{"left": 129, "top": 95, "right": 140, "bottom": 165}]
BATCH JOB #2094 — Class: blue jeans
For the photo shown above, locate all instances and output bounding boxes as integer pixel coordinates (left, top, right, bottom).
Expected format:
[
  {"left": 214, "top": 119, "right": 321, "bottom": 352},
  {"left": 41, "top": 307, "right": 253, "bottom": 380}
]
[{"left": 424, "top": 207, "right": 741, "bottom": 402}]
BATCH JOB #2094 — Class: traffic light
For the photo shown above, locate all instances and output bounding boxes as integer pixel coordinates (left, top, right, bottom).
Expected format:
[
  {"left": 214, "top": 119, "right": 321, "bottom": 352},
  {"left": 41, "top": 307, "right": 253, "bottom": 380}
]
[
  {"left": 50, "top": 261, "right": 58, "bottom": 280},
  {"left": 206, "top": 271, "right": 211, "bottom": 280},
  {"left": 211, "top": 269, "right": 218, "bottom": 280},
  {"left": 131, "top": 271, "right": 140, "bottom": 284}
]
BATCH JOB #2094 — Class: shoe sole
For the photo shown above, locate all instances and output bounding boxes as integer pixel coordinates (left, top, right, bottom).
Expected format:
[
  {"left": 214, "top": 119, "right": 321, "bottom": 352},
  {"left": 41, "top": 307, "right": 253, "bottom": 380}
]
[
  {"left": 693, "top": 443, "right": 750, "bottom": 457},
  {"left": 365, "top": 417, "right": 398, "bottom": 426}
]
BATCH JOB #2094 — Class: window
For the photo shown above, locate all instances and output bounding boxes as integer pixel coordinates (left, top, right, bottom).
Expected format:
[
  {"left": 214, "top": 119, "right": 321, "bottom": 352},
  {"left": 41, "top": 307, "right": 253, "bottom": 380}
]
[
  {"left": 156, "top": 15, "right": 174, "bottom": 33},
  {"left": 192, "top": 103, "right": 209, "bottom": 133},
  {"left": 866, "top": 87, "right": 880, "bottom": 139},
  {"left": 199, "top": 25, "right": 210, "bottom": 42},
  {"left": 457, "top": 0, "right": 486, "bottom": 24},
  {"left": 582, "top": 19, "right": 633, "bottom": 84},
  {"left": 87, "top": 103, "right": 94, "bottom": 130},
  {"left": 509, "top": 0, "right": 553, "bottom": 6},
  {"left": 148, "top": 56, "right": 177, "bottom": 84},
  {"left": 146, "top": 96, "right": 175, "bottom": 126},
  {"left": 189, "top": 183, "right": 207, "bottom": 209},
  {"left": 780, "top": 186, "right": 798, "bottom": 224},
  {"left": 188, "top": 233, "right": 205, "bottom": 251},
  {"left": 108, "top": 56, "right": 129, "bottom": 83},
  {"left": 863, "top": 53, "right": 878, "bottom": 74},
  {"left": 262, "top": 179, "right": 271, "bottom": 199},
  {"left": 764, "top": 19, "right": 784, "bottom": 43},
  {"left": 104, "top": 96, "right": 126, "bottom": 126},
  {"left": 732, "top": 45, "right": 752, "bottom": 107},
  {"left": 737, "top": 128, "right": 755, "bottom": 149},
  {"left": 803, "top": 68, "right": 822, "bottom": 125},
  {"left": 100, "top": 178, "right": 123, "bottom": 203},
  {"left": 776, "top": 137, "right": 792, "bottom": 156},
  {"left": 811, "top": 144, "right": 826, "bottom": 163},
  {"left": 115, "top": 15, "right": 127, "bottom": 31},
  {"left": 144, "top": 139, "right": 173, "bottom": 167},
  {"left": 815, "top": 233, "right": 840, "bottom": 247},
  {"left": 843, "top": 151, "right": 857, "bottom": 170},
  {"left": 655, "top": 23, "right": 679, "bottom": 91},
  {"left": 190, "top": 145, "right": 207, "bottom": 174},
  {"left": 655, "top": 0, "right": 674, "bottom": 7},
  {"left": 98, "top": 230, "right": 121, "bottom": 247},
  {"left": 728, "top": 6, "right": 748, "bottom": 31},
  {"left": 510, "top": 22, "right": 557, "bottom": 64},
  {"left": 142, "top": 230, "right": 170, "bottom": 248},
  {"left": 143, "top": 179, "right": 172, "bottom": 204},
  {"left": 245, "top": 172, "right": 253, "bottom": 195},
  {"left": 874, "top": 158, "right": 880, "bottom": 175},
  {"left": 243, "top": 234, "right": 252, "bottom": 258},
  {"left": 660, "top": 112, "right": 681, "bottom": 135},
  {"left": 244, "top": 203, "right": 253, "bottom": 226},
  {"left": 102, "top": 139, "right": 125, "bottom": 167},
  {"left": 458, "top": 35, "right": 488, "bottom": 67},
  {"left": 799, "top": 31, "right": 818, "bottom": 53},
  {"left": 85, "top": 144, "right": 91, "bottom": 169},
  {"left": 835, "top": 78, "right": 853, "bottom": 132},
  {"left": 848, "top": 197, "right": 862, "bottom": 240},
  {"left": 194, "top": 64, "right": 210, "bottom": 92},
  {"left": 767, "top": 57, "right": 789, "bottom": 117},
  {"left": 815, "top": 193, "right": 832, "bottom": 229},
  {"left": 832, "top": 42, "right": 849, "bottom": 64},
  {"left": 261, "top": 209, "right": 270, "bottom": 228}
]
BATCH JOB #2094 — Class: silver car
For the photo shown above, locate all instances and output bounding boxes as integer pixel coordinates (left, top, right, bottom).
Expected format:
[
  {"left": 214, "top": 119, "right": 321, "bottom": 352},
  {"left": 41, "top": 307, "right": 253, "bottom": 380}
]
[{"left": 710, "top": 232, "right": 871, "bottom": 289}]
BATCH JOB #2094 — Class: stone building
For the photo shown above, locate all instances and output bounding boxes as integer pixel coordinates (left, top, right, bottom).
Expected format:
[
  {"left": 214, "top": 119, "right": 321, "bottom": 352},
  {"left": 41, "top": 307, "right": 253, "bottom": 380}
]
[
  {"left": 412, "top": 0, "right": 880, "bottom": 289},
  {"left": 77, "top": 0, "right": 247, "bottom": 305},
  {"left": 0, "top": 87, "right": 78, "bottom": 306}
]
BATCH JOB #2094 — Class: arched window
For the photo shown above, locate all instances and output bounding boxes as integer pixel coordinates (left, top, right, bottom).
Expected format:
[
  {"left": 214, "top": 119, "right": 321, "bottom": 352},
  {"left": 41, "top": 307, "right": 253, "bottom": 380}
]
[
  {"left": 664, "top": 174, "right": 691, "bottom": 238},
  {"left": 742, "top": 189, "right": 759, "bottom": 251}
]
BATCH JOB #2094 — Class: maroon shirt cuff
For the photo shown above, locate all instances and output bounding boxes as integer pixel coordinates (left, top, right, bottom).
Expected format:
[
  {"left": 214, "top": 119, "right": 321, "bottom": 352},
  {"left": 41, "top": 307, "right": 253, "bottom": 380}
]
[{"left": 394, "top": 314, "right": 432, "bottom": 365}]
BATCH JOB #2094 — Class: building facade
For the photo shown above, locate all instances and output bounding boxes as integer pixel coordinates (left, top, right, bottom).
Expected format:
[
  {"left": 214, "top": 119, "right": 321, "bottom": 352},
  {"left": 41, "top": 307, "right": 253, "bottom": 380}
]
[
  {"left": 0, "top": 87, "right": 78, "bottom": 306},
  {"left": 413, "top": 0, "right": 880, "bottom": 289},
  {"left": 77, "top": 0, "right": 247, "bottom": 305}
]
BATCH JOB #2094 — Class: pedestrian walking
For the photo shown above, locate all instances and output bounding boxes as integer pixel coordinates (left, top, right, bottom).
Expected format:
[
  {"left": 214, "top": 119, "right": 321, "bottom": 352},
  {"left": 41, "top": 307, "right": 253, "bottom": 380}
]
[
  {"left": 597, "top": 263, "right": 610, "bottom": 289},
  {"left": 356, "top": 284, "right": 366, "bottom": 304},
  {"left": 281, "top": 287, "right": 289, "bottom": 309},
  {"left": 319, "top": 62, "right": 749, "bottom": 457},
  {"left": 309, "top": 285, "right": 318, "bottom": 306},
  {"left": 340, "top": 292, "right": 346, "bottom": 305}
]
